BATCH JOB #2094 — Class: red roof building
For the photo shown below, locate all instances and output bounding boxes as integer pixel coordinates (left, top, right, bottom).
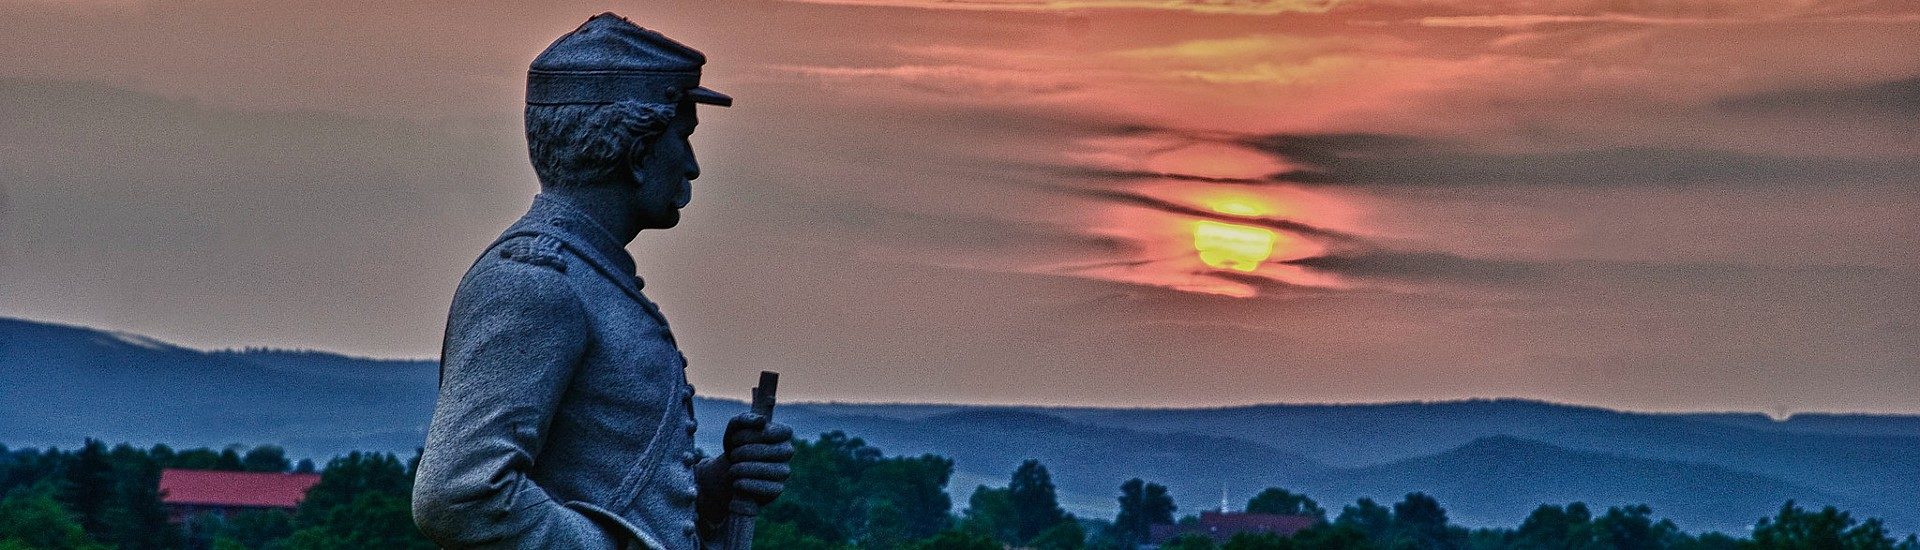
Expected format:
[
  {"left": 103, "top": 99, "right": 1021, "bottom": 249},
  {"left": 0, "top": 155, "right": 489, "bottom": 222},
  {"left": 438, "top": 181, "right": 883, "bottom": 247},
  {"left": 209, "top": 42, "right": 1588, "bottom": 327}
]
[
  {"left": 1149, "top": 511, "right": 1320, "bottom": 545},
  {"left": 158, "top": 468, "right": 322, "bottom": 522}
]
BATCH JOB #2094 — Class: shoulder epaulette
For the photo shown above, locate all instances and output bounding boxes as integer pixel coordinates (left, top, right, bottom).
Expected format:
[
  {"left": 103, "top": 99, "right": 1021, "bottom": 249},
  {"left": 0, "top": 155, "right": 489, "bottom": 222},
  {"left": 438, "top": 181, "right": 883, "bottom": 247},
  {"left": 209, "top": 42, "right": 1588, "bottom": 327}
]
[{"left": 496, "top": 234, "right": 568, "bottom": 273}]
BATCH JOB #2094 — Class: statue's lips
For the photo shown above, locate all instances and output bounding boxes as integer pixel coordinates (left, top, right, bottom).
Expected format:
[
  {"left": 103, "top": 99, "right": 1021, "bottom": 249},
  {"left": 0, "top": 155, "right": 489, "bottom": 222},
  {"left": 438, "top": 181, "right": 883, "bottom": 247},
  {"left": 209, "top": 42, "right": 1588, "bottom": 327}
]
[{"left": 673, "top": 180, "right": 692, "bottom": 208}]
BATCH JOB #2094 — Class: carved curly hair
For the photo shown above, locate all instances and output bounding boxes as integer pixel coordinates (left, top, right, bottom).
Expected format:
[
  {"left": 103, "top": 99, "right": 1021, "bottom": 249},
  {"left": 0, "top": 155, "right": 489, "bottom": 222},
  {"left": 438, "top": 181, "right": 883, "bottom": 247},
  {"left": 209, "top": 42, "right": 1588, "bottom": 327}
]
[{"left": 524, "top": 100, "right": 677, "bottom": 189}]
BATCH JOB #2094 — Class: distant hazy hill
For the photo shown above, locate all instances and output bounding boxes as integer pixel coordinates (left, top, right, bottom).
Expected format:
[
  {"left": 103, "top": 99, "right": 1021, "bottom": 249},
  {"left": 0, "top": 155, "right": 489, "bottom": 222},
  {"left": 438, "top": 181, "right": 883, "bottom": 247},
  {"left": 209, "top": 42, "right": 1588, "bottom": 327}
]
[
  {"left": 1010, "top": 401, "right": 1920, "bottom": 504},
  {"left": 1306, "top": 435, "right": 1847, "bottom": 533},
  {"left": 3, "top": 317, "right": 1914, "bottom": 534}
]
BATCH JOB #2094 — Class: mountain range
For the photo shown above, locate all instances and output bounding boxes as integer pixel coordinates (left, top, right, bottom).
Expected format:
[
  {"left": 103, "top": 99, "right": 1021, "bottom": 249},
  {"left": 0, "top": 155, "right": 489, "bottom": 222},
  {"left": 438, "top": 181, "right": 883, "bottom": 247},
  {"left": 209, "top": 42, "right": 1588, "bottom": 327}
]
[{"left": 4, "top": 316, "right": 1915, "bottom": 534}]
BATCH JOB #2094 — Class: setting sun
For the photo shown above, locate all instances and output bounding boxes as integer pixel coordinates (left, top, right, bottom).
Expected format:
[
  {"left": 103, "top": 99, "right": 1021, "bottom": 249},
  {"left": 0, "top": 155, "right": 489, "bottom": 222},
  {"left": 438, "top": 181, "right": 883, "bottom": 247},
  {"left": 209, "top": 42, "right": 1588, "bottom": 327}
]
[
  {"left": 1192, "top": 220, "right": 1278, "bottom": 272},
  {"left": 1201, "top": 194, "right": 1277, "bottom": 218}
]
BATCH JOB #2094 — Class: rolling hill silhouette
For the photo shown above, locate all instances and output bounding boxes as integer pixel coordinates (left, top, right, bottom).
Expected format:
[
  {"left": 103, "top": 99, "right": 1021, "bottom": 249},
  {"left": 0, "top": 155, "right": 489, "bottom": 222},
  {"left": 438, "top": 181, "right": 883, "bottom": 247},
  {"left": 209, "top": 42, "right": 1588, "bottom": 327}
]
[{"left": 3, "top": 316, "right": 1913, "bottom": 533}]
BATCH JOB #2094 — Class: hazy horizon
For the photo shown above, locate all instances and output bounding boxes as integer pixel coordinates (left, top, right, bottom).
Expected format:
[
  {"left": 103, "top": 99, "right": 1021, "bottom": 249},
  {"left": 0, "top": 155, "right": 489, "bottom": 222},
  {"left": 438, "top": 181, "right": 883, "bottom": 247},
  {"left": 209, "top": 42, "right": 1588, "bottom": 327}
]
[{"left": 7, "top": 314, "right": 1910, "bottom": 418}]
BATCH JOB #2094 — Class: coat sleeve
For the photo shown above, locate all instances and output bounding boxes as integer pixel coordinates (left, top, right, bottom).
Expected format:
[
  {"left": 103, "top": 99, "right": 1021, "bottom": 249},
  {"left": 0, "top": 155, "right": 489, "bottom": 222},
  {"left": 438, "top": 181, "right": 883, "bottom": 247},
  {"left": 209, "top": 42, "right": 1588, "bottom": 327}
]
[{"left": 411, "top": 258, "right": 619, "bottom": 549}]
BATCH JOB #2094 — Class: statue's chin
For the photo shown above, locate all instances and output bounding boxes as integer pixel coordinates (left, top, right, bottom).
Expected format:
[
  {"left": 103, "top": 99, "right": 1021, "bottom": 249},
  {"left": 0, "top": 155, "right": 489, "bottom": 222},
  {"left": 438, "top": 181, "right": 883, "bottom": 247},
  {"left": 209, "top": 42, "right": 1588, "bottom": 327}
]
[{"left": 648, "top": 210, "right": 682, "bottom": 230}]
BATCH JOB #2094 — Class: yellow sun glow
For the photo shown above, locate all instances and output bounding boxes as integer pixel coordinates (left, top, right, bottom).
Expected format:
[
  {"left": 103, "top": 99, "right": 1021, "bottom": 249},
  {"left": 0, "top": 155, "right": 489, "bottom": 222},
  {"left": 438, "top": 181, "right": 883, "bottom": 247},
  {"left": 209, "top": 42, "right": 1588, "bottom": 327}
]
[
  {"left": 1193, "top": 220, "right": 1278, "bottom": 272},
  {"left": 1213, "top": 200, "right": 1265, "bottom": 217},
  {"left": 1200, "top": 193, "right": 1280, "bottom": 218}
]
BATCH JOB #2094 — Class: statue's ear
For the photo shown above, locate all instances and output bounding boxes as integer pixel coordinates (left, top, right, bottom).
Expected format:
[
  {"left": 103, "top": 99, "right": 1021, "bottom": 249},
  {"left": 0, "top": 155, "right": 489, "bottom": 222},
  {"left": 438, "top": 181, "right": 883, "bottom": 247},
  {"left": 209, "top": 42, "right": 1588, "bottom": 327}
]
[
  {"left": 624, "top": 132, "right": 650, "bottom": 185},
  {"left": 620, "top": 104, "right": 673, "bottom": 184}
]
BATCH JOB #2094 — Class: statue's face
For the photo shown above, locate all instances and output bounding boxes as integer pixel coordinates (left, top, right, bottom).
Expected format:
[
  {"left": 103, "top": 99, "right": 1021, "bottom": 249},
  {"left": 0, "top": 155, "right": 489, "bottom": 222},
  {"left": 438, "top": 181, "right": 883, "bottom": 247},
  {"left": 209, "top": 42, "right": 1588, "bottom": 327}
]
[{"left": 629, "top": 102, "right": 700, "bottom": 229}]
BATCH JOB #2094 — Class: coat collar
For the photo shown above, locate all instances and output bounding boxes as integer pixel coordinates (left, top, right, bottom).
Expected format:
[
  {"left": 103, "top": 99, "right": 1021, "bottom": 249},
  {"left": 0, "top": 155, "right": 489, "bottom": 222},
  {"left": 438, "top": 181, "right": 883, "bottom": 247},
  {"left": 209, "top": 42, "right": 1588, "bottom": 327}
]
[
  {"left": 521, "top": 193, "right": 640, "bottom": 282},
  {"left": 502, "top": 193, "right": 657, "bottom": 300}
]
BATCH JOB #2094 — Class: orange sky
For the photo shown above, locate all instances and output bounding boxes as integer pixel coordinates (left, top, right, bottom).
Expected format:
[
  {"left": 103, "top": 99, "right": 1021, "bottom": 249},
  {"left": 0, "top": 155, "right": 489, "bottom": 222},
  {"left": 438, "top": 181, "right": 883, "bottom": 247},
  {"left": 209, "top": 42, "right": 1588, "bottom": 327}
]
[{"left": 1, "top": 0, "right": 1916, "bottom": 413}]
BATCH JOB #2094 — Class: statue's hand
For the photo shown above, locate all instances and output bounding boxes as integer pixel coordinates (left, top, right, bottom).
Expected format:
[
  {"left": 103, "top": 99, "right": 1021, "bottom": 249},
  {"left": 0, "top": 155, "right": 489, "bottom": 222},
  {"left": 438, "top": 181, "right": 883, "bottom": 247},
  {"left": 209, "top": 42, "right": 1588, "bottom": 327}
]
[{"left": 721, "top": 412, "right": 794, "bottom": 506}]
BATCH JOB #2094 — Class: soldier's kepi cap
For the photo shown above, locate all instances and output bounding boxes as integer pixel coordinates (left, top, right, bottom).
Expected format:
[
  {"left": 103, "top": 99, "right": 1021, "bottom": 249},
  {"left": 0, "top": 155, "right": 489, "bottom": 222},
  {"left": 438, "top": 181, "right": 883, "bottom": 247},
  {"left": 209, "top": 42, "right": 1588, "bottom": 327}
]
[{"left": 526, "top": 12, "right": 732, "bottom": 107}]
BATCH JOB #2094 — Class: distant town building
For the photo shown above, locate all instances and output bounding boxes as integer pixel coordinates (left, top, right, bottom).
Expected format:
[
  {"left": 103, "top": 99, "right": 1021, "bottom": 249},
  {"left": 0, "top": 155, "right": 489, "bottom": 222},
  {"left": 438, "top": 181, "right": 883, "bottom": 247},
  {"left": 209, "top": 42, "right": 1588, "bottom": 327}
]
[
  {"left": 158, "top": 468, "right": 321, "bottom": 523},
  {"left": 1149, "top": 511, "right": 1318, "bottom": 545}
]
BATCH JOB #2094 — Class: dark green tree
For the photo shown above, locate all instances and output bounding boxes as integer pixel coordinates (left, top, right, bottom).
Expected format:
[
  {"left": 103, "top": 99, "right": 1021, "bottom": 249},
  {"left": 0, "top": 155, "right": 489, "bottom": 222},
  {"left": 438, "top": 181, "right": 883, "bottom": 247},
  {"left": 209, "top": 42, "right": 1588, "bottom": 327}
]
[
  {"left": 1592, "top": 504, "right": 1677, "bottom": 550},
  {"left": 771, "top": 431, "right": 880, "bottom": 543},
  {"left": 283, "top": 491, "right": 433, "bottom": 550},
  {"left": 1673, "top": 531, "right": 1744, "bottom": 550},
  {"left": 1465, "top": 527, "right": 1513, "bottom": 550},
  {"left": 902, "top": 529, "right": 1002, "bottom": 550},
  {"left": 758, "top": 432, "right": 955, "bottom": 547},
  {"left": 274, "top": 450, "right": 432, "bottom": 547},
  {"left": 1293, "top": 522, "right": 1374, "bottom": 550},
  {"left": 100, "top": 444, "right": 177, "bottom": 549},
  {"left": 61, "top": 439, "right": 114, "bottom": 538},
  {"left": 858, "top": 453, "right": 954, "bottom": 541},
  {"left": 1515, "top": 502, "right": 1594, "bottom": 549},
  {"left": 1081, "top": 519, "right": 1133, "bottom": 550},
  {"left": 1749, "top": 501, "right": 1899, "bottom": 550},
  {"left": 752, "top": 520, "right": 849, "bottom": 550},
  {"left": 1246, "top": 488, "right": 1326, "bottom": 522},
  {"left": 1030, "top": 520, "right": 1086, "bottom": 550},
  {"left": 214, "top": 510, "right": 295, "bottom": 549},
  {"left": 145, "top": 445, "right": 174, "bottom": 468},
  {"left": 961, "top": 485, "right": 1018, "bottom": 543},
  {"left": 241, "top": 445, "right": 291, "bottom": 473},
  {"left": 1008, "top": 459, "right": 1068, "bottom": 543},
  {"left": 163, "top": 447, "right": 227, "bottom": 470},
  {"left": 216, "top": 447, "right": 244, "bottom": 471},
  {"left": 1115, "top": 478, "right": 1177, "bottom": 545},
  {"left": 0, "top": 447, "right": 43, "bottom": 498},
  {"left": 1163, "top": 533, "right": 1219, "bottom": 550},
  {"left": 0, "top": 483, "right": 109, "bottom": 550},
  {"left": 294, "top": 451, "right": 411, "bottom": 527},
  {"left": 762, "top": 499, "right": 848, "bottom": 545},
  {"left": 1335, "top": 498, "right": 1393, "bottom": 541},
  {"left": 1389, "top": 493, "right": 1456, "bottom": 549},
  {"left": 863, "top": 500, "right": 912, "bottom": 550},
  {"left": 1223, "top": 531, "right": 1291, "bottom": 550}
]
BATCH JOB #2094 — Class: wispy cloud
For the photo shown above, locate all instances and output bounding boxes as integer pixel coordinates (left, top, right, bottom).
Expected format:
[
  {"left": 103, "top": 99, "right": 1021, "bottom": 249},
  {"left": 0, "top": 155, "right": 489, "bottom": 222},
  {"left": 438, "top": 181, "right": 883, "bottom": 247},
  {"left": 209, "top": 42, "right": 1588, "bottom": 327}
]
[
  {"left": 772, "top": 0, "right": 1341, "bottom": 15},
  {"left": 1166, "top": 58, "right": 1354, "bottom": 85},
  {"left": 1414, "top": 12, "right": 1920, "bottom": 27},
  {"left": 1414, "top": 14, "right": 1745, "bottom": 28},
  {"left": 1115, "top": 36, "right": 1362, "bottom": 60},
  {"left": 769, "top": 64, "right": 1091, "bottom": 97}
]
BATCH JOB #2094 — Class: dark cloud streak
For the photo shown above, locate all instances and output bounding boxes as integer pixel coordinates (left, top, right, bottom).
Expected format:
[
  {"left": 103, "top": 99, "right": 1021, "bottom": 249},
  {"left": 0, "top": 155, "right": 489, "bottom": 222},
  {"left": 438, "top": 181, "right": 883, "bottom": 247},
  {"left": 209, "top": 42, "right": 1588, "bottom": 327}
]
[
  {"left": 1044, "top": 184, "right": 1366, "bottom": 244},
  {"left": 1717, "top": 76, "right": 1920, "bottom": 117},
  {"left": 1046, "top": 127, "right": 1920, "bottom": 192},
  {"left": 1242, "top": 133, "right": 1920, "bottom": 187},
  {"left": 1284, "top": 251, "right": 1551, "bottom": 286},
  {"left": 1051, "top": 166, "right": 1271, "bottom": 185}
]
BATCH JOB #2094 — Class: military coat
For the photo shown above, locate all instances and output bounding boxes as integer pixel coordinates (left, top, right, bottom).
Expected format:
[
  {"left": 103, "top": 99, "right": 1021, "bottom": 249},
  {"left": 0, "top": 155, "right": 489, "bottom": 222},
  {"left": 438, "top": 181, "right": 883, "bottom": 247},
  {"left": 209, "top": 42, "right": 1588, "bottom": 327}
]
[{"left": 414, "top": 193, "right": 705, "bottom": 549}]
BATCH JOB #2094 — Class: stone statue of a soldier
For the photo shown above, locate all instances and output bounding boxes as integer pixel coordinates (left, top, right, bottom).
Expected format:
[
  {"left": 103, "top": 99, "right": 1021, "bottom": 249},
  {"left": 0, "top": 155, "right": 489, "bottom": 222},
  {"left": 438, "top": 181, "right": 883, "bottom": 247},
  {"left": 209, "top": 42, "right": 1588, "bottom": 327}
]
[{"left": 412, "top": 13, "right": 794, "bottom": 549}]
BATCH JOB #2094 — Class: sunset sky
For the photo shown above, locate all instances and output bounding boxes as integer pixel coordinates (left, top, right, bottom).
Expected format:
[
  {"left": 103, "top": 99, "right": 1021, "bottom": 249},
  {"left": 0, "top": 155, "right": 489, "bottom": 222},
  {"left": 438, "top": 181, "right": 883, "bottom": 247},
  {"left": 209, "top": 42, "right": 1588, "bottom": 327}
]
[{"left": 2, "top": 0, "right": 1916, "bottom": 413}]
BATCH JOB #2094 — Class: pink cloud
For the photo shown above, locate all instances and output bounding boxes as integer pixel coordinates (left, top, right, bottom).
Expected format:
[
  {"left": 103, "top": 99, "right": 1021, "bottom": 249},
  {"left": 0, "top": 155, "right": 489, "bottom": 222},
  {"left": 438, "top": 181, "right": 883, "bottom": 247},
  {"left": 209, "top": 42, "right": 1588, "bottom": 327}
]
[{"left": 773, "top": 0, "right": 1341, "bottom": 15}]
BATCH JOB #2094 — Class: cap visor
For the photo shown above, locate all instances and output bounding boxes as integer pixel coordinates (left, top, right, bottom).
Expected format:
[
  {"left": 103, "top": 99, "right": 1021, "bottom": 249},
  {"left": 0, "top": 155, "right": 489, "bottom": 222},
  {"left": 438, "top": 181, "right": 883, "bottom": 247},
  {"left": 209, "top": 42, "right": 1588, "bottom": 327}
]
[{"left": 689, "top": 86, "right": 732, "bottom": 107}]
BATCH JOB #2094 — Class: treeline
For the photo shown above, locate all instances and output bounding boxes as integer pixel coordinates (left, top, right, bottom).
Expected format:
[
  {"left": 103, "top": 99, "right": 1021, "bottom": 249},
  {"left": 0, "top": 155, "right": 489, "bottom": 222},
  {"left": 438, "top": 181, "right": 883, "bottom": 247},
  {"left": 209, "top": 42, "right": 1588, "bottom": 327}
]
[
  {"left": 0, "top": 440, "right": 428, "bottom": 549},
  {"left": 754, "top": 431, "right": 1920, "bottom": 550},
  {"left": 1144, "top": 496, "right": 1920, "bottom": 550},
  {"left": 5, "top": 435, "right": 1918, "bottom": 549}
]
